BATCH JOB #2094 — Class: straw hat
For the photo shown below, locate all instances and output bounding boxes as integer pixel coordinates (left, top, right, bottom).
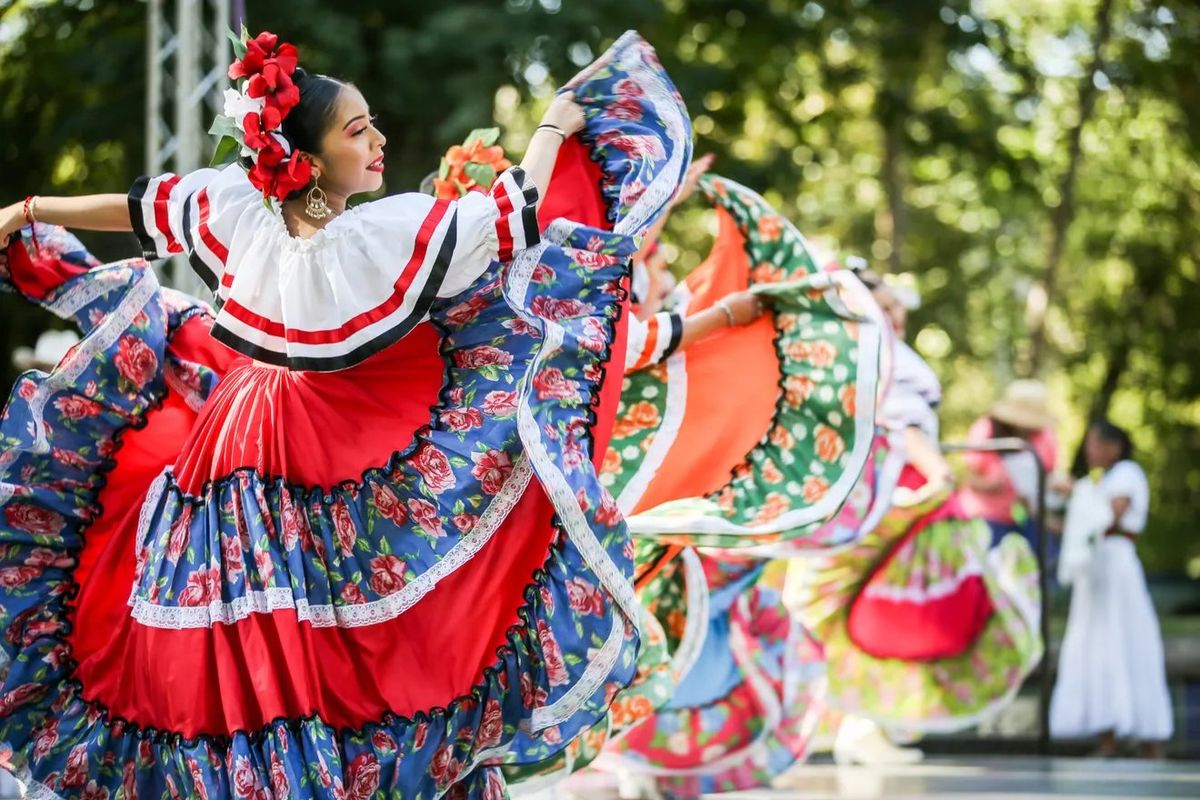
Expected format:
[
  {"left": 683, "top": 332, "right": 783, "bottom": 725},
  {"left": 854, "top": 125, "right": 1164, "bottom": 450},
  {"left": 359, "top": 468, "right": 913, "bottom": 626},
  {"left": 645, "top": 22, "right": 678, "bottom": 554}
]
[
  {"left": 990, "top": 379, "right": 1054, "bottom": 431},
  {"left": 12, "top": 329, "right": 80, "bottom": 372}
]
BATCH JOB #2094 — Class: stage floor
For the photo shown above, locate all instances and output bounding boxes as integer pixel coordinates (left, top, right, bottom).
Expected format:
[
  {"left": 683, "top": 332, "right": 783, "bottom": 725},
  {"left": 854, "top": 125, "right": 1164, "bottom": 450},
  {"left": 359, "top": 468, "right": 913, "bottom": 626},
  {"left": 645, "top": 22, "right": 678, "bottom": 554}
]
[
  {"left": 6, "top": 757, "right": 1197, "bottom": 799},
  {"left": 725, "top": 756, "right": 1200, "bottom": 799}
]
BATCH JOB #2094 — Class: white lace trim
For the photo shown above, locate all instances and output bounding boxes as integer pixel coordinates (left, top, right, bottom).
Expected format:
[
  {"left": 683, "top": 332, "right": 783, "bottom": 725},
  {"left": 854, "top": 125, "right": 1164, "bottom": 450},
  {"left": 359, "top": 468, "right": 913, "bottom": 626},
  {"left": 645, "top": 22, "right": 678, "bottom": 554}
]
[
  {"left": 615, "top": 285, "right": 692, "bottom": 515},
  {"left": 506, "top": 242, "right": 639, "bottom": 627},
  {"left": 127, "top": 469, "right": 170, "bottom": 606},
  {"left": 594, "top": 33, "right": 690, "bottom": 240},
  {"left": 8, "top": 763, "right": 62, "bottom": 800},
  {"left": 163, "top": 362, "right": 210, "bottom": 413},
  {"left": 44, "top": 263, "right": 137, "bottom": 320},
  {"left": 666, "top": 546, "right": 709, "bottom": 684},
  {"left": 127, "top": 457, "right": 534, "bottom": 629},
  {"left": 529, "top": 609, "right": 627, "bottom": 732},
  {"left": 858, "top": 559, "right": 985, "bottom": 603},
  {"left": 0, "top": 269, "right": 159, "bottom": 501}
]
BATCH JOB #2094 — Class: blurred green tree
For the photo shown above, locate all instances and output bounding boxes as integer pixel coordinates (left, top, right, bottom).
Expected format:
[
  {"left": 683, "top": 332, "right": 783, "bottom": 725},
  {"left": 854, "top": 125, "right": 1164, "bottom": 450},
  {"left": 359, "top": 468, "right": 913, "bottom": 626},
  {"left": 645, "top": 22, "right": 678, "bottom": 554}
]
[{"left": 0, "top": 0, "right": 1196, "bottom": 573}]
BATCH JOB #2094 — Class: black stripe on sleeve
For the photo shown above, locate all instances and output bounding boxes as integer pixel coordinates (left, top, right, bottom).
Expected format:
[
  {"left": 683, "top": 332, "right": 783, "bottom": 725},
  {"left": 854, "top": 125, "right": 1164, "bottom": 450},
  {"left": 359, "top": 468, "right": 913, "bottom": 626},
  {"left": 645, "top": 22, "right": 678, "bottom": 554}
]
[
  {"left": 180, "top": 192, "right": 220, "bottom": 294},
  {"left": 660, "top": 312, "right": 685, "bottom": 360},
  {"left": 127, "top": 176, "right": 160, "bottom": 261}
]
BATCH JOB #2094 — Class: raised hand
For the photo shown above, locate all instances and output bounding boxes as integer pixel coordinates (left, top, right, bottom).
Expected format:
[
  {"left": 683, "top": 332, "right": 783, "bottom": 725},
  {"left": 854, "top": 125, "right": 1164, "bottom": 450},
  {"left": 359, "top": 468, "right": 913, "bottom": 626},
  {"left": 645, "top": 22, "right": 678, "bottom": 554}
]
[
  {"left": 672, "top": 152, "right": 716, "bottom": 207},
  {"left": 541, "top": 91, "right": 585, "bottom": 137},
  {"left": 0, "top": 202, "right": 26, "bottom": 245},
  {"left": 716, "top": 289, "right": 767, "bottom": 326}
]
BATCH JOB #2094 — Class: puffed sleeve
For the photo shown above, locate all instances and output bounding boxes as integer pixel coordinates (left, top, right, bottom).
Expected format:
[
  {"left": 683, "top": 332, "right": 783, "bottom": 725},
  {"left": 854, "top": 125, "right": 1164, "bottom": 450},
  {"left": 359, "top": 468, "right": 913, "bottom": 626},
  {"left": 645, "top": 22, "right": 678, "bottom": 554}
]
[
  {"left": 436, "top": 167, "right": 541, "bottom": 298},
  {"left": 127, "top": 165, "right": 260, "bottom": 294},
  {"left": 624, "top": 310, "right": 684, "bottom": 372}
]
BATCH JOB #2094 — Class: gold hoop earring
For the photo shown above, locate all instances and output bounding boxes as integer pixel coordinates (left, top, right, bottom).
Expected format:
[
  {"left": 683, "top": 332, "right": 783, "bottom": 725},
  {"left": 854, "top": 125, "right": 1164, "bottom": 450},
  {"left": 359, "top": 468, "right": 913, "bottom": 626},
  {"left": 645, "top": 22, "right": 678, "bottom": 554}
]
[{"left": 305, "top": 176, "right": 332, "bottom": 220}]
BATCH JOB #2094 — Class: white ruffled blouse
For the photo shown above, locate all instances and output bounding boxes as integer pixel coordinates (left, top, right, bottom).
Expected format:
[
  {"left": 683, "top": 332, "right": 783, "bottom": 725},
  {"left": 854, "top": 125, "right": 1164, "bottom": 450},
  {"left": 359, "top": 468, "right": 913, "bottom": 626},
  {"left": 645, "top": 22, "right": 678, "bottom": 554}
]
[{"left": 129, "top": 164, "right": 540, "bottom": 371}]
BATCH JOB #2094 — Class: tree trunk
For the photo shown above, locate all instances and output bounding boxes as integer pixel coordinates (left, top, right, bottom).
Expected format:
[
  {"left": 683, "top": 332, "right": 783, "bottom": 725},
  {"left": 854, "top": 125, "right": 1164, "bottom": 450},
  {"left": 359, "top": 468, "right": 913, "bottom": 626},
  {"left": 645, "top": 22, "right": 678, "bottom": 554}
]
[
  {"left": 1029, "top": 0, "right": 1116, "bottom": 371},
  {"left": 1071, "top": 337, "right": 1130, "bottom": 475},
  {"left": 881, "top": 112, "right": 906, "bottom": 274}
]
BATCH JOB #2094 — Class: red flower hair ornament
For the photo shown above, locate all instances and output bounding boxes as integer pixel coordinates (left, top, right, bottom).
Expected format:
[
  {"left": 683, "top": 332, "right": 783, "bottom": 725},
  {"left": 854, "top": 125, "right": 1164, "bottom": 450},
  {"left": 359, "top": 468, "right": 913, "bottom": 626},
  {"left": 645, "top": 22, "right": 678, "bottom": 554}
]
[{"left": 211, "top": 29, "right": 311, "bottom": 204}]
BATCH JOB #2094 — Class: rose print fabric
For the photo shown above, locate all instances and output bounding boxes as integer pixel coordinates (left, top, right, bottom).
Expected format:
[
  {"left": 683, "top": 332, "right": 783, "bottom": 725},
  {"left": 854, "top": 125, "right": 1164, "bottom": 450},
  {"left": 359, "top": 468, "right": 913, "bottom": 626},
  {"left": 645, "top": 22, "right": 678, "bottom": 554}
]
[
  {"left": 501, "top": 176, "right": 888, "bottom": 796},
  {"left": 502, "top": 539, "right": 709, "bottom": 789},
  {"left": 594, "top": 557, "right": 824, "bottom": 796},
  {"left": 0, "top": 31, "right": 693, "bottom": 800}
]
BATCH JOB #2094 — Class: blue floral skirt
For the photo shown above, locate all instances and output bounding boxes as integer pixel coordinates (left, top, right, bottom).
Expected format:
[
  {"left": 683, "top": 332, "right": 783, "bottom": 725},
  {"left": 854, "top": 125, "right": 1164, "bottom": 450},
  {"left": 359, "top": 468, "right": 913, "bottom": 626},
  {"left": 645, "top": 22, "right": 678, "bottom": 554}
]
[{"left": 0, "top": 31, "right": 692, "bottom": 800}]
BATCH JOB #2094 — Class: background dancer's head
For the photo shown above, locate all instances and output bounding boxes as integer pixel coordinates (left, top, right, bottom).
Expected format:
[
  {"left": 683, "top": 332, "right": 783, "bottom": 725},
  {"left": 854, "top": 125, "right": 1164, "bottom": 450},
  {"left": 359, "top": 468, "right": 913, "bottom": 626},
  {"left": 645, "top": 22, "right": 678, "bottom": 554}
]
[{"left": 857, "top": 269, "right": 908, "bottom": 339}]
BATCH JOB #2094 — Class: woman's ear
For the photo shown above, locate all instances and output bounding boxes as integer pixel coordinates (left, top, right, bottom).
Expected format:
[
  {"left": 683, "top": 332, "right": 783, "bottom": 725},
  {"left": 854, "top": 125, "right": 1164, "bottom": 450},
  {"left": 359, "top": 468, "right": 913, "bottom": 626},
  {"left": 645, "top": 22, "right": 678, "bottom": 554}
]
[{"left": 308, "top": 153, "right": 327, "bottom": 182}]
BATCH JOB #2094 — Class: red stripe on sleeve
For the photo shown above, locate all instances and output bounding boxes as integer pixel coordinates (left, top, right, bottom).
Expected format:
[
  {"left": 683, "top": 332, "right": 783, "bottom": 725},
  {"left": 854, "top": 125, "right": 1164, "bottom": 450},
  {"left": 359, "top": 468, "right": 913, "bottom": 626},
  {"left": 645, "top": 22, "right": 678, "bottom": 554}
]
[
  {"left": 153, "top": 176, "right": 184, "bottom": 254},
  {"left": 194, "top": 190, "right": 231, "bottom": 286},
  {"left": 630, "top": 316, "right": 660, "bottom": 371},
  {"left": 491, "top": 176, "right": 516, "bottom": 217}
]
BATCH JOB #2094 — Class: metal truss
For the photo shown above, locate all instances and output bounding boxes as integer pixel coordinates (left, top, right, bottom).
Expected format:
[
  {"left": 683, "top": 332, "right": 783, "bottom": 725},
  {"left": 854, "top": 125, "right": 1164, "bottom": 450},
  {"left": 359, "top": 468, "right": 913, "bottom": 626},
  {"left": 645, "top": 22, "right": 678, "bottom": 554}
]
[{"left": 144, "top": 0, "right": 240, "bottom": 291}]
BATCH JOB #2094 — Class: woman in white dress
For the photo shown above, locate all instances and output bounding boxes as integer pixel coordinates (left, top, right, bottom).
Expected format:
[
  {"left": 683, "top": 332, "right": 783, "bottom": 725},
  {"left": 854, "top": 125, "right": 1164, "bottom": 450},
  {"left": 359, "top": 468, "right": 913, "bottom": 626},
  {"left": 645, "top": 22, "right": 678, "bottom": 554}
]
[{"left": 1050, "top": 419, "right": 1173, "bottom": 757}]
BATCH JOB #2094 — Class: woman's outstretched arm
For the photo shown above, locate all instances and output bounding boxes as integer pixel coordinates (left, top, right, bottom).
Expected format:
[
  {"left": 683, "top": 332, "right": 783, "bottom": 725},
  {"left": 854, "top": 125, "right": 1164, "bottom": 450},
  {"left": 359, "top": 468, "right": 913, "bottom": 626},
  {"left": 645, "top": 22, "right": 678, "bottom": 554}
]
[{"left": 1, "top": 194, "right": 132, "bottom": 242}]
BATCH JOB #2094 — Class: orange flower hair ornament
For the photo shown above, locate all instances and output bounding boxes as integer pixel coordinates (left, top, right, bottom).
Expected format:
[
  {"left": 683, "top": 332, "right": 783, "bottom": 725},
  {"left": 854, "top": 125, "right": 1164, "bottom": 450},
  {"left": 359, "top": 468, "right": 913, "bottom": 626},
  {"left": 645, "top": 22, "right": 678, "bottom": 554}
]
[{"left": 432, "top": 128, "right": 512, "bottom": 201}]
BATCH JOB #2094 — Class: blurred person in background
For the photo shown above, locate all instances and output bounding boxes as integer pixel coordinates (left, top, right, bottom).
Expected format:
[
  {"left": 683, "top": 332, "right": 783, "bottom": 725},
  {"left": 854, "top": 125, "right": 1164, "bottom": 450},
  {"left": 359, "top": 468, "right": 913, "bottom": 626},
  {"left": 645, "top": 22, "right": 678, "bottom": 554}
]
[
  {"left": 959, "top": 380, "right": 1059, "bottom": 552},
  {"left": 1050, "top": 419, "right": 1172, "bottom": 758}
]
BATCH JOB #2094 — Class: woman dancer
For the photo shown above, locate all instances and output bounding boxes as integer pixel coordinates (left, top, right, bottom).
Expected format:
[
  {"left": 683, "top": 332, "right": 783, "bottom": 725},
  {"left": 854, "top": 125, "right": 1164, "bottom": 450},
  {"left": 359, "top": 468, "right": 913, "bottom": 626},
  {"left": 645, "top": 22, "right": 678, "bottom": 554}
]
[
  {"left": 0, "top": 30, "right": 692, "bottom": 798},
  {"left": 789, "top": 271, "right": 1042, "bottom": 756},
  {"left": 588, "top": 175, "right": 882, "bottom": 798}
]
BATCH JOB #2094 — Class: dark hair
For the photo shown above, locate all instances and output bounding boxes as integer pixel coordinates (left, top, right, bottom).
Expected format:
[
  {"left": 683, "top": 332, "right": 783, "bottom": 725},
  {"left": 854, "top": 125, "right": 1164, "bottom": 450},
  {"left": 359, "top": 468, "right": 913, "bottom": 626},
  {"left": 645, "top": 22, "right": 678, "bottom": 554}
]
[
  {"left": 1090, "top": 417, "right": 1134, "bottom": 461},
  {"left": 280, "top": 69, "right": 347, "bottom": 156}
]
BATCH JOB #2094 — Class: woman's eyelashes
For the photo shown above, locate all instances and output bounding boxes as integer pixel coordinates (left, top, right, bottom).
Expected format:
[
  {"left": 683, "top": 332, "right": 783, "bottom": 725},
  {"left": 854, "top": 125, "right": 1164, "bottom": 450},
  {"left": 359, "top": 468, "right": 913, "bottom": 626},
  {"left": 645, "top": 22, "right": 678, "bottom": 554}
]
[{"left": 352, "top": 115, "right": 379, "bottom": 137}]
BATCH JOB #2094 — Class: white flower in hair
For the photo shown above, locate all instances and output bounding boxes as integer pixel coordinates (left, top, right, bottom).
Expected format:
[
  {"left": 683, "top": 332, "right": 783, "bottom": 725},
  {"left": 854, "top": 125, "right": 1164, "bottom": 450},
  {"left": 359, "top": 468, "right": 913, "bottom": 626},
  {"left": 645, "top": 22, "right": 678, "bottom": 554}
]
[{"left": 222, "top": 88, "right": 266, "bottom": 131}]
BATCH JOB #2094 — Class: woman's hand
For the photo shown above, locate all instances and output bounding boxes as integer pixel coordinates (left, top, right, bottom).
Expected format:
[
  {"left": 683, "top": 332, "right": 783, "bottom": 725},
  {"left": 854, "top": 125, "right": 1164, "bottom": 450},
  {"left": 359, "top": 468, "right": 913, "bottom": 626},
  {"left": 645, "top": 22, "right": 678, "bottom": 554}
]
[
  {"left": 0, "top": 202, "right": 26, "bottom": 245},
  {"left": 672, "top": 153, "right": 715, "bottom": 208},
  {"left": 717, "top": 290, "right": 767, "bottom": 326},
  {"left": 1048, "top": 472, "right": 1075, "bottom": 496},
  {"left": 540, "top": 91, "right": 585, "bottom": 137}
]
